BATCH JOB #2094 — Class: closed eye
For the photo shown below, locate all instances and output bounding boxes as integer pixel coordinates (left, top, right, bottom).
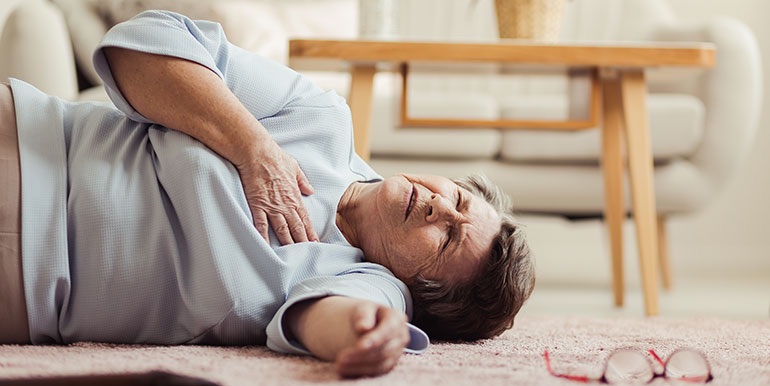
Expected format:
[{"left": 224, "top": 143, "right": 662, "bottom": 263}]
[
  {"left": 455, "top": 189, "right": 463, "bottom": 211},
  {"left": 439, "top": 190, "right": 463, "bottom": 254},
  {"left": 440, "top": 232, "right": 451, "bottom": 254}
]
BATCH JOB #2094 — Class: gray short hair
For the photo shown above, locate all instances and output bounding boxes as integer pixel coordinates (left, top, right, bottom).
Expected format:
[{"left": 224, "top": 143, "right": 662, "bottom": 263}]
[{"left": 409, "top": 173, "right": 535, "bottom": 340}]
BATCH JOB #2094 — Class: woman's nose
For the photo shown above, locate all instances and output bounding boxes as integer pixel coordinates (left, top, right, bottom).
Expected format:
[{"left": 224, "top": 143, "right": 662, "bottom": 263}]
[{"left": 426, "top": 194, "right": 460, "bottom": 223}]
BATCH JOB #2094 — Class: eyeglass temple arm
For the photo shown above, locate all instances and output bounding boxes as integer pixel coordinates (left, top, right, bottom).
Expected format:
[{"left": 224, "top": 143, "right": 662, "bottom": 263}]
[
  {"left": 648, "top": 349, "right": 666, "bottom": 368},
  {"left": 543, "top": 350, "right": 592, "bottom": 382}
]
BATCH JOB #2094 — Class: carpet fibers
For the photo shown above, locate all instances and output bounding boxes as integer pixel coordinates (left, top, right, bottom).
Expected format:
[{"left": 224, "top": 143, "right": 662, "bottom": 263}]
[{"left": 0, "top": 316, "right": 768, "bottom": 385}]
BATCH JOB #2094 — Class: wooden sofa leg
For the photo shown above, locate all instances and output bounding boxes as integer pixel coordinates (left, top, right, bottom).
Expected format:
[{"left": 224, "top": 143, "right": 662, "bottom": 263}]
[{"left": 657, "top": 215, "right": 673, "bottom": 290}]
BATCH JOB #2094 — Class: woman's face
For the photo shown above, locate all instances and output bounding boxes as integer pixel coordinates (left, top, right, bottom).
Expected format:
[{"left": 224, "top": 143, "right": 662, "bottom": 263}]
[{"left": 354, "top": 174, "right": 501, "bottom": 284}]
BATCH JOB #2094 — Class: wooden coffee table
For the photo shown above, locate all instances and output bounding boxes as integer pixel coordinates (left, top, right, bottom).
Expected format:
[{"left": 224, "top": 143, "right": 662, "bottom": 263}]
[{"left": 289, "top": 39, "right": 716, "bottom": 316}]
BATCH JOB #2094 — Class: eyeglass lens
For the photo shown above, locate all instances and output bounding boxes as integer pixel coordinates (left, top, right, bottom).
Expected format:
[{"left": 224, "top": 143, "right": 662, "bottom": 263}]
[
  {"left": 665, "top": 349, "right": 711, "bottom": 382},
  {"left": 604, "top": 350, "right": 654, "bottom": 384}
]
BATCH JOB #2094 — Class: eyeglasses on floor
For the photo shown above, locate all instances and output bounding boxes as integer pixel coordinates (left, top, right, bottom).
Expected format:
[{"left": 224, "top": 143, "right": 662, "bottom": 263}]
[{"left": 544, "top": 348, "right": 713, "bottom": 384}]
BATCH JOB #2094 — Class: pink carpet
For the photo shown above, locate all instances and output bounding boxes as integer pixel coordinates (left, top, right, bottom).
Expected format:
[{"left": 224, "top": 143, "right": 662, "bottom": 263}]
[{"left": 1, "top": 316, "right": 768, "bottom": 385}]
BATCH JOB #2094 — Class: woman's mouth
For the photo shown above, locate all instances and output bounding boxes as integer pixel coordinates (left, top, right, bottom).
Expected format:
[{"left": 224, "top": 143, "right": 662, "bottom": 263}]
[{"left": 405, "top": 183, "right": 417, "bottom": 221}]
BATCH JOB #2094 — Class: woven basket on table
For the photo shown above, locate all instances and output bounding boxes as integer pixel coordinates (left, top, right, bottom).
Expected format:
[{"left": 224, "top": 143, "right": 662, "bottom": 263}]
[{"left": 494, "top": 0, "right": 566, "bottom": 41}]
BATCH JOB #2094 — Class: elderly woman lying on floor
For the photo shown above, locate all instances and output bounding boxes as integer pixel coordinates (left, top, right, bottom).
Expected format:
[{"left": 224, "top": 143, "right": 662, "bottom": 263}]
[{"left": 0, "top": 10, "right": 534, "bottom": 378}]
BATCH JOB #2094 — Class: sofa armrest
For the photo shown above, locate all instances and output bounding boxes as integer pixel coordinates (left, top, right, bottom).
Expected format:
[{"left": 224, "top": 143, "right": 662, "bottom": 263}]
[
  {"left": 50, "top": 0, "right": 111, "bottom": 88},
  {"left": 0, "top": 0, "right": 78, "bottom": 99},
  {"left": 653, "top": 17, "right": 762, "bottom": 191}
]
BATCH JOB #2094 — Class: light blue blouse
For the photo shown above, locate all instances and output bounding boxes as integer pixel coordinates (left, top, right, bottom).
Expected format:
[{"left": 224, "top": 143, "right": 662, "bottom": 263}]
[{"left": 14, "top": 10, "right": 427, "bottom": 355}]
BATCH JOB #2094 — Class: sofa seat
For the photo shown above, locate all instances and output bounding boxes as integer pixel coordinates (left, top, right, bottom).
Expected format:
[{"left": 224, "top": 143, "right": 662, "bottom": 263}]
[
  {"left": 370, "top": 92, "right": 502, "bottom": 159},
  {"left": 499, "top": 93, "right": 705, "bottom": 163},
  {"left": 370, "top": 155, "right": 709, "bottom": 216},
  {"left": 369, "top": 88, "right": 704, "bottom": 164}
]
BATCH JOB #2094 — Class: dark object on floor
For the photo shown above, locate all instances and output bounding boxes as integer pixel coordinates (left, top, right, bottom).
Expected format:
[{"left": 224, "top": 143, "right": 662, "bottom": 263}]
[{"left": 0, "top": 371, "right": 220, "bottom": 386}]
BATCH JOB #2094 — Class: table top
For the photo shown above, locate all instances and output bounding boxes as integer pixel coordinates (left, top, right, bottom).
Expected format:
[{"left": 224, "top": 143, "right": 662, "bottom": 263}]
[{"left": 289, "top": 39, "right": 716, "bottom": 69}]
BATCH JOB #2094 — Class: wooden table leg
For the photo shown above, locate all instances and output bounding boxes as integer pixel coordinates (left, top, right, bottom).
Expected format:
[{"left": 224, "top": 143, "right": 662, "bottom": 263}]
[
  {"left": 348, "top": 64, "right": 377, "bottom": 161},
  {"left": 600, "top": 73, "right": 626, "bottom": 308},
  {"left": 657, "top": 215, "right": 673, "bottom": 290},
  {"left": 620, "top": 70, "right": 660, "bottom": 316}
]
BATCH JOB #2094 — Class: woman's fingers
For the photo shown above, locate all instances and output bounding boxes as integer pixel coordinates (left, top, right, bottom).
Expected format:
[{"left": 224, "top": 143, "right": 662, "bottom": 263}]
[
  {"left": 359, "top": 307, "right": 408, "bottom": 349},
  {"left": 296, "top": 167, "right": 315, "bottom": 196},
  {"left": 255, "top": 206, "right": 315, "bottom": 244},
  {"left": 254, "top": 210, "right": 270, "bottom": 241},
  {"left": 267, "top": 209, "right": 313, "bottom": 244},
  {"left": 336, "top": 337, "right": 405, "bottom": 377},
  {"left": 335, "top": 305, "right": 409, "bottom": 378},
  {"left": 351, "top": 303, "right": 377, "bottom": 334},
  {"left": 240, "top": 146, "right": 317, "bottom": 245},
  {"left": 294, "top": 194, "right": 318, "bottom": 242}
]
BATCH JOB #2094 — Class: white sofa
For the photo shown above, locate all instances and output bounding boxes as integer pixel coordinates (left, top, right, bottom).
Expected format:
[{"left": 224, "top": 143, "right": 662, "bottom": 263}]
[
  {"left": 0, "top": 0, "right": 761, "bottom": 239},
  {"left": 370, "top": 0, "right": 761, "bottom": 218}
]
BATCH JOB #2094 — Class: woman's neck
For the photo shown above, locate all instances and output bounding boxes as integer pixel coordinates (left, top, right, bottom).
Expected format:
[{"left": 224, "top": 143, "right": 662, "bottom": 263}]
[{"left": 335, "top": 181, "right": 377, "bottom": 248}]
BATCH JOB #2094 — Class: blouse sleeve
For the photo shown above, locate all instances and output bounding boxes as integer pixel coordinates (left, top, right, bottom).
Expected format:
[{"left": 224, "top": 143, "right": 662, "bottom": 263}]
[
  {"left": 92, "top": 10, "right": 313, "bottom": 123},
  {"left": 265, "top": 265, "right": 429, "bottom": 356}
]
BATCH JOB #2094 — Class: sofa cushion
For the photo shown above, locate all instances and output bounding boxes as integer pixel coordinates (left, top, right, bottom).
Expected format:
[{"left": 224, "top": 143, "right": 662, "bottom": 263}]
[
  {"left": 211, "top": 0, "right": 356, "bottom": 65},
  {"left": 53, "top": 0, "right": 356, "bottom": 87},
  {"left": 1, "top": 0, "right": 79, "bottom": 99},
  {"left": 370, "top": 92, "right": 501, "bottom": 159},
  {"left": 52, "top": 0, "right": 222, "bottom": 87},
  {"left": 498, "top": 93, "right": 705, "bottom": 162},
  {"left": 77, "top": 85, "right": 110, "bottom": 102}
]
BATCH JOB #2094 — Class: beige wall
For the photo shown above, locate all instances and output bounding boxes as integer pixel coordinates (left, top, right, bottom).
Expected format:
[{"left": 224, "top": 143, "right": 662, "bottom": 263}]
[{"left": 662, "top": 0, "right": 769, "bottom": 262}]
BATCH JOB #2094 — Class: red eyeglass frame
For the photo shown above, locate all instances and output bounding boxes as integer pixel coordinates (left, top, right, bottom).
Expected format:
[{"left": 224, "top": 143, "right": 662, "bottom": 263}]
[{"left": 543, "top": 348, "right": 713, "bottom": 384}]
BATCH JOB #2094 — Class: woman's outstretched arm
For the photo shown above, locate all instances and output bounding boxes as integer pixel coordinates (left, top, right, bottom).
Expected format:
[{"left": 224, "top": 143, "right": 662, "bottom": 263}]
[{"left": 285, "top": 296, "right": 410, "bottom": 378}]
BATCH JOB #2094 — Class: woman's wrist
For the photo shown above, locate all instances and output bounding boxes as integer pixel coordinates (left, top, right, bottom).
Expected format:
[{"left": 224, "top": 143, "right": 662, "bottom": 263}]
[
  {"left": 222, "top": 119, "right": 274, "bottom": 171},
  {"left": 286, "top": 297, "right": 363, "bottom": 361}
]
